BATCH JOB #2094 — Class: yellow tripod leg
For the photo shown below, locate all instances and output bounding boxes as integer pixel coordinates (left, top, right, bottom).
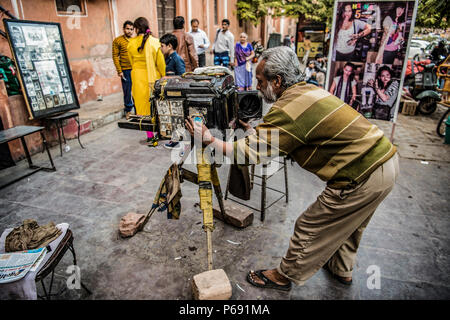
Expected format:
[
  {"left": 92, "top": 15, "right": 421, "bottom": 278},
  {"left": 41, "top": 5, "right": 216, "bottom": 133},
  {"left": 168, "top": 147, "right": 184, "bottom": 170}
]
[{"left": 196, "top": 147, "right": 214, "bottom": 271}]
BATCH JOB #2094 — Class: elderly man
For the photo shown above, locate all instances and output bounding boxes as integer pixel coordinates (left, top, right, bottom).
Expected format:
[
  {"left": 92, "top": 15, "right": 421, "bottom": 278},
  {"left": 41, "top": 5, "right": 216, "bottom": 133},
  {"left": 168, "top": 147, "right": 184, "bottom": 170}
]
[{"left": 186, "top": 46, "right": 398, "bottom": 291}]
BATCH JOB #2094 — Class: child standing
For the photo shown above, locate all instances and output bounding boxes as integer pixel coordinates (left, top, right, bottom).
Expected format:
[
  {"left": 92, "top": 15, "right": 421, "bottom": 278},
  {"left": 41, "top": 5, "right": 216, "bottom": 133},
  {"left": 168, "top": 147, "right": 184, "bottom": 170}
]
[{"left": 160, "top": 33, "right": 186, "bottom": 76}]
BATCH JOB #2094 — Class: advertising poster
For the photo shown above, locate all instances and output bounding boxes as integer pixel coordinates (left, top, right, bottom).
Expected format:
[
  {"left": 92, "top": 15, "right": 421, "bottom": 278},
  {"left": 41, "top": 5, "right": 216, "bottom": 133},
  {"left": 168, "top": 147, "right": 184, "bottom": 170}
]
[
  {"left": 326, "top": 0, "right": 418, "bottom": 121},
  {"left": 4, "top": 19, "right": 79, "bottom": 119},
  {"left": 296, "top": 23, "right": 326, "bottom": 61}
]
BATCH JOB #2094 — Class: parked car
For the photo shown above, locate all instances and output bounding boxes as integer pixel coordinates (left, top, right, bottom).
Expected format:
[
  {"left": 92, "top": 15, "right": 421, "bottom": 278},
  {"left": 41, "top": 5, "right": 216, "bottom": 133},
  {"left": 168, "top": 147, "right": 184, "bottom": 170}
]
[{"left": 408, "top": 39, "right": 429, "bottom": 60}]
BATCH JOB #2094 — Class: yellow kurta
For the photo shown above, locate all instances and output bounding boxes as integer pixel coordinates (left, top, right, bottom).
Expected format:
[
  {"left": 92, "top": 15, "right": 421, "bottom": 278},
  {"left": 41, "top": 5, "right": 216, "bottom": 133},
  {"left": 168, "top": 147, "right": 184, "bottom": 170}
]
[{"left": 127, "top": 35, "right": 166, "bottom": 116}]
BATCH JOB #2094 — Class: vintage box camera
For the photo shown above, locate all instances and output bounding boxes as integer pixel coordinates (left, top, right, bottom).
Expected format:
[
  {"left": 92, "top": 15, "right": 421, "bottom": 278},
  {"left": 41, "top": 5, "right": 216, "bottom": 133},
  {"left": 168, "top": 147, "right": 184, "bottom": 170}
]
[
  {"left": 152, "top": 73, "right": 262, "bottom": 139},
  {"left": 236, "top": 90, "right": 262, "bottom": 122}
]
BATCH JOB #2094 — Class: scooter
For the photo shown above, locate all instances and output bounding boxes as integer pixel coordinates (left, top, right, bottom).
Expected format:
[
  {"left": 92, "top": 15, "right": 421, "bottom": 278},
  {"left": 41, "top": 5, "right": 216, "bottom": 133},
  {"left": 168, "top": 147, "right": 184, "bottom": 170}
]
[{"left": 404, "top": 55, "right": 441, "bottom": 115}]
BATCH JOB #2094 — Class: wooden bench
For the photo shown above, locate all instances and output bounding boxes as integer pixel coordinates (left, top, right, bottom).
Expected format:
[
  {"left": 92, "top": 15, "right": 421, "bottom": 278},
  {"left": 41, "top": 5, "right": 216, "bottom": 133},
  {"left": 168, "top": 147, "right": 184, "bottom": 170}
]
[{"left": 0, "top": 125, "right": 56, "bottom": 189}]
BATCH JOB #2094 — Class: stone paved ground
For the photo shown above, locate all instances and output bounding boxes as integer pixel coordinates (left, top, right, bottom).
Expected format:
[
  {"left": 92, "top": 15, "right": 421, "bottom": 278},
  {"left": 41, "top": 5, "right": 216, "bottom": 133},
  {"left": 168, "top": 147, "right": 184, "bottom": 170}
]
[{"left": 0, "top": 99, "right": 449, "bottom": 300}]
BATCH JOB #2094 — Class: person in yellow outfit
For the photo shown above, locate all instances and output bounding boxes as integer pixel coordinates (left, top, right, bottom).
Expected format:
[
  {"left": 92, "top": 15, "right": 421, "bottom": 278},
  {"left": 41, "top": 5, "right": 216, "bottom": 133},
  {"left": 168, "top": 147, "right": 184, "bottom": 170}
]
[{"left": 127, "top": 17, "right": 166, "bottom": 143}]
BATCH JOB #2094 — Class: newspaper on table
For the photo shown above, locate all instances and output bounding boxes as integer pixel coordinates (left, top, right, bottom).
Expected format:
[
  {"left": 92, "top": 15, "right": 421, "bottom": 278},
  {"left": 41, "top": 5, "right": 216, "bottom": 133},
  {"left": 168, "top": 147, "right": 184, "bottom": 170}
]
[{"left": 0, "top": 247, "right": 47, "bottom": 284}]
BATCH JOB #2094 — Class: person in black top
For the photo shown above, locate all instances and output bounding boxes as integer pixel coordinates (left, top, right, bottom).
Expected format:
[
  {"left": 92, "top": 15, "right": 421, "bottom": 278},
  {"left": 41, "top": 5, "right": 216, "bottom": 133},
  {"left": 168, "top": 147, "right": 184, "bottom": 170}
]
[{"left": 430, "top": 40, "right": 448, "bottom": 64}]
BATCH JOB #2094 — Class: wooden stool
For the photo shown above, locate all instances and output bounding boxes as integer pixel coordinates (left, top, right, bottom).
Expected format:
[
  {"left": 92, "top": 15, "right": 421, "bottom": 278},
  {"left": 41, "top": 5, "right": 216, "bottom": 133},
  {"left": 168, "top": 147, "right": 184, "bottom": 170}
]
[{"left": 225, "top": 157, "right": 289, "bottom": 222}]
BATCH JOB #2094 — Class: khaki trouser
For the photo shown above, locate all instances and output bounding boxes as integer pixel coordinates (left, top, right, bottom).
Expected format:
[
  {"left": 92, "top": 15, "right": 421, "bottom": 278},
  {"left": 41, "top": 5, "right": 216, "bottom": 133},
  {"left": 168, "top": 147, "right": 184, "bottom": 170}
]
[{"left": 277, "top": 153, "right": 399, "bottom": 285}]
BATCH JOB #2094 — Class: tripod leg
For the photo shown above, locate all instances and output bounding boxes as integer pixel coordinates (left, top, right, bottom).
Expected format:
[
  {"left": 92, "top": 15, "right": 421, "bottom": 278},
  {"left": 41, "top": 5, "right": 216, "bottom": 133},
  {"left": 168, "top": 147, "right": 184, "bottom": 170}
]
[
  {"left": 196, "top": 148, "right": 214, "bottom": 271},
  {"left": 211, "top": 165, "right": 226, "bottom": 218},
  {"left": 224, "top": 166, "right": 231, "bottom": 200},
  {"left": 206, "top": 230, "right": 213, "bottom": 271}
]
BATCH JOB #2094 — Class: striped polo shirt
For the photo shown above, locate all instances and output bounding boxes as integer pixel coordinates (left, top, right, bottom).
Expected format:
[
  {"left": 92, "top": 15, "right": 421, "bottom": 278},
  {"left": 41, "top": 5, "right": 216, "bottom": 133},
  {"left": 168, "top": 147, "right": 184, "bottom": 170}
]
[
  {"left": 234, "top": 82, "right": 397, "bottom": 188},
  {"left": 112, "top": 35, "right": 132, "bottom": 74}
]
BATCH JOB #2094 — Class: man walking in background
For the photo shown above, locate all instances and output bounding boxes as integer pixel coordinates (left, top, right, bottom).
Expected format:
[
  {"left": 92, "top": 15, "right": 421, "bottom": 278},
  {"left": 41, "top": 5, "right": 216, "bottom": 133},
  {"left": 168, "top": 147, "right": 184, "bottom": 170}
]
[
  {"left": 211, "top": 19, "right": 235, "bottom": 68},
  {"left": 112, "top": 20, "right": 134, "bottom": 119},
  {"left": 189, "top": 18, "right": 210, "bottom": 67},
  {"left": 172, "top": 16, "right": 198, "bottom": 72}
]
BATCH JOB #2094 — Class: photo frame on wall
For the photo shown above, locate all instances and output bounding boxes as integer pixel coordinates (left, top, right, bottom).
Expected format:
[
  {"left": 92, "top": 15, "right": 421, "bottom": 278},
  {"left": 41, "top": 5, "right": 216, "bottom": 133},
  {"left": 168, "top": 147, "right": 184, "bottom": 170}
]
[
  {"left": 3, "top": 19, "right": 80, "bottom": 119},
  {"left": 325, "top": 0, "right": 419, "bottom": 123}
]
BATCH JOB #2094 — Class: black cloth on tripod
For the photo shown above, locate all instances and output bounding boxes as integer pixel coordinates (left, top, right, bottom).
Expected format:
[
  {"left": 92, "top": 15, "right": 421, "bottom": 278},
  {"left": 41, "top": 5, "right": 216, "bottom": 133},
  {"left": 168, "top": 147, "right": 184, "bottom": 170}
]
[{"left": 228, "top": 164, "right": 251, "bottom": 201}]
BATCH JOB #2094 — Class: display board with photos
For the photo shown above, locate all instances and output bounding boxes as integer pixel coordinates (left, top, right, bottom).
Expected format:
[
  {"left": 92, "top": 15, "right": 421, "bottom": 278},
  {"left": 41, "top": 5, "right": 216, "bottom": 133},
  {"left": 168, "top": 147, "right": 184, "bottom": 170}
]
[
  {"left": 326, "top": 0, "right": 418, "bottom": 122},
  {"left": 155, "top": 99, "right": 185, "bottom": 139},
  {"left": 3, "top": 19, "right": 79, "bottom": 119}
]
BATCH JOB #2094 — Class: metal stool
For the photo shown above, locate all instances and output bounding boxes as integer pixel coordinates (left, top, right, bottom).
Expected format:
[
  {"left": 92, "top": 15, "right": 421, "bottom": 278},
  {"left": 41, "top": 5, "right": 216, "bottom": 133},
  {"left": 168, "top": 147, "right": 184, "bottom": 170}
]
[
  {"left": 35, "top": 229, "right": 91, "bottom": 300},
  {"left": 225, "top": 157, "right": 289, "bottom": 221},
  {"left": 44, "top": 111, "right": 84, "bottom": 156}
]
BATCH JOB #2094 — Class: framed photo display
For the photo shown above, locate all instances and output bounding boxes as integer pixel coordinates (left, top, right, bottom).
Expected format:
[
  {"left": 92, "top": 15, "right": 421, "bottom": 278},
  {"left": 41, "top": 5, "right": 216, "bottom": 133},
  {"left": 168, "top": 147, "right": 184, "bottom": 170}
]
[
  {"left": 3, "top": 19, "right": 80, "bottom": 119},
  {"left": 325, "top": 0, "right": 419, "bottom": 122}
]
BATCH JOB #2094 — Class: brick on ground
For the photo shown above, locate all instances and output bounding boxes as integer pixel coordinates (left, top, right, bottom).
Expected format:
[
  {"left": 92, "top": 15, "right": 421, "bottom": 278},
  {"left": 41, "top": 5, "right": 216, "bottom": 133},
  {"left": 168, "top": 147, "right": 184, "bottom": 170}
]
[
  {"left": 213, "top": 200, "right": 254, "bottom": 228},
  {"left": 192, "top": 269, "right": 232, "bottom": 300}
]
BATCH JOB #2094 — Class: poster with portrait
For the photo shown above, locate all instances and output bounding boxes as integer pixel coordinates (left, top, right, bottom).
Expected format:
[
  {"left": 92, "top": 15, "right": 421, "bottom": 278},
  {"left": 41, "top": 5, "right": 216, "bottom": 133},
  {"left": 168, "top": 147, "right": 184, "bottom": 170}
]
[
  {"left": 326, "top": 0, "right": 418, "bottom": 122},
  {"left": 3, "top": 19, "right": 80, "bottom": 119}
]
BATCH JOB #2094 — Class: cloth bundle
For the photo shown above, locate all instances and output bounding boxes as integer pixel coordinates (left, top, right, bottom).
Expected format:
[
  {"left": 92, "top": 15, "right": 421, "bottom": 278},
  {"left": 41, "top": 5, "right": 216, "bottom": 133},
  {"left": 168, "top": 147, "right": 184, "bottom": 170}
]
[
  {"left": 228, "top": 164, "right": 251, "bottom": 201},
  {"left": 5, "top": 219, "right": 62, "bottom": 252},
  {"left": 153, "top": 162, "right": 182, "bottom": 219}
]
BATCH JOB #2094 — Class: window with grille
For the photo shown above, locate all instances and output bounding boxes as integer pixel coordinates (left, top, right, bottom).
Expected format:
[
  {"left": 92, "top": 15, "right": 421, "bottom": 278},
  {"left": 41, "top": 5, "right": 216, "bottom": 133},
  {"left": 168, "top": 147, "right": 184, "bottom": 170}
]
[
  {"left": 55, "top": 0, "right": 86, "bottom": 15},
  {"left": 214, "top": 0, "right": 218, "bottom": 25}
]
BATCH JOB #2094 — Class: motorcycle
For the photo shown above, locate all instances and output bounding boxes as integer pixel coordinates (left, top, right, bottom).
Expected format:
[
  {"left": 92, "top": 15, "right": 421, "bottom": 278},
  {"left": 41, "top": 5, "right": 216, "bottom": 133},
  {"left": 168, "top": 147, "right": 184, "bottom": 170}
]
[{"left": 404, "top": 55, "right": 442, "bottom": 115}]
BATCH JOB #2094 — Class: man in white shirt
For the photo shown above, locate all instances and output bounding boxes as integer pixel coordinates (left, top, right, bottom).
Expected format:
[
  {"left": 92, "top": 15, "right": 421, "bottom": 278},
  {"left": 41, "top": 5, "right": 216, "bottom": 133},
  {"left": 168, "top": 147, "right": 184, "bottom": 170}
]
[
  {"left": 210, "top": 19, "right": 235, "bottom": 68},
  {"left": 189, "top": 18, "right": 210, "bottom": 67}
]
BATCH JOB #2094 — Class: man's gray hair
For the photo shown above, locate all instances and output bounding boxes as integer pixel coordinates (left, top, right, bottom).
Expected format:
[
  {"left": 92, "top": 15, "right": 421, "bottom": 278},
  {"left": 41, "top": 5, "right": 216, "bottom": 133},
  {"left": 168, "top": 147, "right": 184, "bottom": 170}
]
[{"left": 261, "top": 46, "right": 303, "bottom": 89}]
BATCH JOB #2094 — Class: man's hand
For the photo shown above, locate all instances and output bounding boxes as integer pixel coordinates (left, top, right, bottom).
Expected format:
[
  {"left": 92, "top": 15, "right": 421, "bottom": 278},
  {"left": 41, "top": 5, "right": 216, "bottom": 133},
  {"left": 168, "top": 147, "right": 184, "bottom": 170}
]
[
  {"left": 185, "top": 118, "right": 214, "bottom": 145},
  {"left": 239, "top": 120, "right": 256, "bottom": 135},
  {"left": 347, "top": 38, "right": 357, "bottom": 46},
  {"left": 199, "top": 44, "right": 205, "bottom": 48},
  {"left": 229, "top": 61, "right": 235, "bottom": 67},
  {"left": 119, "top": 72, "right": 124, "bottom": 79},
  {"left": 239, "top": 119, "right": 252, "bottom": 131}
]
